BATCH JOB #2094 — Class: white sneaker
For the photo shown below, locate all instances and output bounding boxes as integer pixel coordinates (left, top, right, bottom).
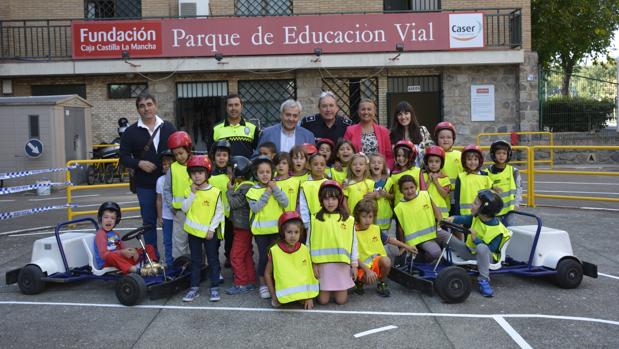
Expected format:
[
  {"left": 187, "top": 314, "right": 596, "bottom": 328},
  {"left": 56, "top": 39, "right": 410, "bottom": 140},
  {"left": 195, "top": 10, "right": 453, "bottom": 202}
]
[{"left": 259, "top": 285, "right": 271, "bottom": 299}]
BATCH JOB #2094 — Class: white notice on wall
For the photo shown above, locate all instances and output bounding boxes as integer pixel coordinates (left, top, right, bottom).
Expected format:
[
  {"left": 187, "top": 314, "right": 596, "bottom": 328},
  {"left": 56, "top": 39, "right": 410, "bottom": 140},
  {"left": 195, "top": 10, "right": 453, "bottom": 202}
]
[{"left": 471, "top": 85, "right": 495, "bottom": 121}]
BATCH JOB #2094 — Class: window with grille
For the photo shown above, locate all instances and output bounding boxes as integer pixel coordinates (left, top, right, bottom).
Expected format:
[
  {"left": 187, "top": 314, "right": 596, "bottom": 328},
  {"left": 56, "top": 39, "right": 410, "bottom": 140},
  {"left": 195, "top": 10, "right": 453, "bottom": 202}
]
[
  {"left": 384, "top": 0, "right": 441, "bottom": 12},
  {"left": 108, "top": 83, "right": 148, "bottom": 99},
  {"left": 321, "top": 77, "right": 378, "bottom": 123},
  {"left": 85, "top": 0, "right": 142, "bottom": 19},
  {"left": 238, "top": 79, "right": 297, "bottom": 127},
  {"left": 235, "top": 0, "right": 292, "bottom": 16}
]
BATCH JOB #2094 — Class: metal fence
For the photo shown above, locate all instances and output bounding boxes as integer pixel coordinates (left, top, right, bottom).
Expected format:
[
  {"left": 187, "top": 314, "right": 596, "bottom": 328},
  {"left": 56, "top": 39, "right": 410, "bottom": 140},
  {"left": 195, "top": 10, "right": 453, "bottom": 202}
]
[{"left": 322, "top": 77, "right": 378, "bottom": 123}]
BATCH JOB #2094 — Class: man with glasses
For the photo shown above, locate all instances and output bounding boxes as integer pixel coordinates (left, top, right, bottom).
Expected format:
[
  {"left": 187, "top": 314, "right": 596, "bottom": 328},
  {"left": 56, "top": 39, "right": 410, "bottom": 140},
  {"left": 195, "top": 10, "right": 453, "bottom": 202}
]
[{"left": 300, "top": 91, "right": 352, "bottom": 145}]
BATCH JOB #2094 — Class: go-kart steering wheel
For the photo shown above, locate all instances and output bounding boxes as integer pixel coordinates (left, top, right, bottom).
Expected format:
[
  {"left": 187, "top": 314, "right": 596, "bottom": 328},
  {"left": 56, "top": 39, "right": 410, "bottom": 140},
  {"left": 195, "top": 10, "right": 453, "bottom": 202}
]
[
  {"left": 121, "top": 225, "right": 151, "bottom": 241},
  {"left": 439, "top": 220, "right": 471, "bottom": 235}
]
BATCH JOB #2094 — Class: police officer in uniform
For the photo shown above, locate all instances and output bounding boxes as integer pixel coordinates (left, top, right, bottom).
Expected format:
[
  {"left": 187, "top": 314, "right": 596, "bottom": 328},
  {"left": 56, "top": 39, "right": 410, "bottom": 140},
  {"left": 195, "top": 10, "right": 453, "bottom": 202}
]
[
  {"left": 210, "top": 94, "right": 261, "bottom": 159},
  {"left": 300, "top": 91, "right": 352, "bottom": 145}
]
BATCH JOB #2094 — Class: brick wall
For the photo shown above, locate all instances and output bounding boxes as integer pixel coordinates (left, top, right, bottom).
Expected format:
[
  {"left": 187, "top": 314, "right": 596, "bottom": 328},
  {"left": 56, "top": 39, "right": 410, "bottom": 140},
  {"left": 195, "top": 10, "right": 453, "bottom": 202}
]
[
  {"left": 142, "top": 0, "right": 175, "bottom": 17},
  {"left": 4, "top": 0, "right": 83, "bottom": 20}
]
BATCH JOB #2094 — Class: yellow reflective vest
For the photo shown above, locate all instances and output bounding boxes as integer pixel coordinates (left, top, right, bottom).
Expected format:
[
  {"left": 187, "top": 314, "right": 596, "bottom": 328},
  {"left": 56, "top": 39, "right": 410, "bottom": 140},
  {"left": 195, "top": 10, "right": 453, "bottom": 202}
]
[
  {"left": 291, "top": 172, "right": 311, "bottom": 181},
  {"left": 457, "top": 172, "right": 493, "bottom": 215},
  {"left": 183, "top": 187, "right": 222, "bottom": 239},
  {"left": 170, "top": 161, "right": 192, "bottom": 209},
  {"left": 213, "top": 119, "right": 257, "bottom": 143},
  {"left": 343, "top": 178, "right": 374, "bottom": 216},
  {"left": 310, "top": 213, "right": 354, "bottom": 264},
  {"left": 421, "top": 172, "right": 451, "bottom": 218},
  {"left": 394, "top": 191, "right": 437, "bottom": 246},
  {"left": 374, "top": 178, "right": 393, "bottom": 230},
  {"left": 466, "top": 216, "right": 511, "bottom": 261},
  {"left": 385, "top": 167, "right": 421, "bottom": 205},
  {"left": 208, "top": 172, "right": 230, "bottom": 217},
  {"left": 300, "top": 178, "right": 327, "bottom": 216},
  {"left": 356, "top": 224, "right": 387, "bottom": 268},
  {"left": 246, "top": 185, "right": 284, "bottom": 235},
  {"left": 330, "top": 167, "right": 347, "bottom": 184},
  {"left": 270, "top": 243, "right": 319, "bottom": 304},
  {"left": 276, "top": 176, "right": 300, "bottom": 212},
  {"left": 487, "top": 164, "right": 516, "bottom": 216},
  {"left": 443, "top": 149, "right": 463, "bottom": 190}
]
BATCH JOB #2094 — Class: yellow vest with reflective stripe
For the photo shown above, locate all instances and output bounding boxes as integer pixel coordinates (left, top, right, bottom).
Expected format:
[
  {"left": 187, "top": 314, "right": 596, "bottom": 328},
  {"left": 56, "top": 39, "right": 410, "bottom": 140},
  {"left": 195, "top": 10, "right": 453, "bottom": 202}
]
[
  {"left": 343, "top": 178, "right": 374, "bottom": 216},
  {"left": 208, "top": 173, "right": 231, "bottom": 217},
  {"left": 170, "top": 161, "right": 191, "bottom": 209},
  {"left": 330, "top": 167, "right": 347, "bottom": 184},
  {"left": 394, "top": 191, "right": 437, "bottom": 246},
  {"left": 300, "top": 178, "right": 327, "bottom": 216},
  {"left": 309, "top": 214, "right": 354, "bottom": 264},
  {"left": 276, "top": 176, "right": 300, "bottom": 212},
  {"left": 213, "top": 120, "right": 257, "bottom": 143},
  {"left": 356, "top": 224, "right": 387, "bottom": 268},
  {"left": 385, "top": 167, "right": 421, "bottom": 205},
  {"left": 246, "top": 185, "right": 284, "bottom": 235},
  {"left": 291, "top": 172, "right": 310, "bottom": 181},
  {"left": 271, "top": 244, "right": 319, "bottom": 304},
  {"left": 183, "top": 187, "right": 221, "bottom": 239},
  {"left": 374, "top": 179, "right": 392, "bottom": 230},
  {"left": 422, "top": 173, "right": 451, "bottom": 219},
  {"left": 466, "top": 216, "right": 511, "bottom": 261},
  {"left": 458, "top": 172, "right": 493, "bottom": 215},
  {"left": 486, "top": 165, "right": 516, "bottom": 216},
  {"left": 234, "top": 180, "right": 255, "bottom": 190},
  {"left": 443, "top": 149, "right": 463, "bottom": 190}
]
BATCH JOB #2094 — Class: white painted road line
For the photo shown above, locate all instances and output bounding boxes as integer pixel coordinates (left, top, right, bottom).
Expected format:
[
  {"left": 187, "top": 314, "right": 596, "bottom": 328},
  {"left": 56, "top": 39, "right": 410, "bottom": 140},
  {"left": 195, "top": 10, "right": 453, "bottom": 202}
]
[
  {"left": 0, "top": 199, "right": 15, "bottom": 203},
  {"left": 77, "top": 201, "right": 139, "bottom": 208},
  {"left": 599, "top": 272, "right": 619, "bottom": 280},
  {"left": 534, "top": 181, "right": 619, "bottom": 186},
  {"left": 28, "top": 194, "right": 100, "bottom": 202},
  {"left": 535, "top": 190, "right": 619, "bottom": 195},
  {"left": 494, "top": 316, "right": 533, "bottom": 349},
  {"left": 353, "top": 325, "right": 398, "bottom": 338}
]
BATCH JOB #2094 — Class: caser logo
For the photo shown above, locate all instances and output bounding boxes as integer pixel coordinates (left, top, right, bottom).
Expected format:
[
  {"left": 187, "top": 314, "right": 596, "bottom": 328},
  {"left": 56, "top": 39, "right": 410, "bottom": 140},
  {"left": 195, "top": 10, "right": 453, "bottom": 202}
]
[
  {"left": 450, "top": 22, "right": 482, "bottom": 41},
  {"left": 449, "top": 13, "right": 484, "bottom": 49}
]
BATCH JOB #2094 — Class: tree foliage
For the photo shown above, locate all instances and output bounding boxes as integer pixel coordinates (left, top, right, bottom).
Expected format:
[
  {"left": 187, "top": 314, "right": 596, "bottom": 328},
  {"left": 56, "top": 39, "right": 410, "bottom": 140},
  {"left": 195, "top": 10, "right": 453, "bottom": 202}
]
[{"left": 532, "top": 0, "right": 619, "bottom": 95}]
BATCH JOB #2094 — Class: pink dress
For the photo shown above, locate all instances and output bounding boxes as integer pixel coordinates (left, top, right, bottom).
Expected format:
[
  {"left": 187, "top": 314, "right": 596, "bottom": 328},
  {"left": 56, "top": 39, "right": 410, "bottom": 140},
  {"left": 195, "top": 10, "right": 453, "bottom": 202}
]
[{"left": 318, "top": 263, "right": 355, "bottom": 291}]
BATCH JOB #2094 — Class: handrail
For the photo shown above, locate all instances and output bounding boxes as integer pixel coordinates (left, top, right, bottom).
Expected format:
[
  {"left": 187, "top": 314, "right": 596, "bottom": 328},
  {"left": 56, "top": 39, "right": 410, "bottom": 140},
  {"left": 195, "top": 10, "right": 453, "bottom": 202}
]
[{"left": 477, "top": 132, "right": 554, "bottom": 169}]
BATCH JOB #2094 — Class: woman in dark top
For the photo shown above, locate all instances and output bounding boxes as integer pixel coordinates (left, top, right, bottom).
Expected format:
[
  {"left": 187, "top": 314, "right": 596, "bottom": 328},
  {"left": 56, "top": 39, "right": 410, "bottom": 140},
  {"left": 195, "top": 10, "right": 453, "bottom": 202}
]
[{"left": 389, "top": 101, "right": 432, "bottom": 166}]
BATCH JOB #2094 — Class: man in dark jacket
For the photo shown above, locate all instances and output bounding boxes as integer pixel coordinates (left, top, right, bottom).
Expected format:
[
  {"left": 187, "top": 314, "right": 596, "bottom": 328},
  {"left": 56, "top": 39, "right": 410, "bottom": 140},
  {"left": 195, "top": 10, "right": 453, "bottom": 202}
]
[{"left": 120, "top": 93, "right": 176, "bottom": 256}]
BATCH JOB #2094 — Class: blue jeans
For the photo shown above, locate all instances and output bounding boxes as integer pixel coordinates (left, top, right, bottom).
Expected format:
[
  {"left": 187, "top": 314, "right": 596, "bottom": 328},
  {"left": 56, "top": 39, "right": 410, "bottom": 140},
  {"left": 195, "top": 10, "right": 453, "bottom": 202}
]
[
  {"left": 136, "top": 187, "right": 159, "bottom": 259},
  {"left": 162, "top": 218, "right": 174, "bottom": 266},
  {"left": 188, "top": 233, "right": 221, "bottom": 288}
]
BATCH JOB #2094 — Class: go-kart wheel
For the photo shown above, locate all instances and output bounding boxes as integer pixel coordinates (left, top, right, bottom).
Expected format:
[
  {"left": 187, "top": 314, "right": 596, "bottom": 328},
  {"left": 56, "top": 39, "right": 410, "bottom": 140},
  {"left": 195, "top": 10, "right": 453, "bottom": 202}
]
[
  {"left": 435, "top": 266, "right": 471, "bottom": 303},
  {"left": 86, "top": 165, "right": 97, "bottom": 185},
  {"left": 439, "top": 220, "right": 471, "bottom": 235},
  {"left": 17, "top": 265, "right": 46, "bottom": 295},
  {"left": 103, "top": 164, "right": 115, "bottom": 184},
  {"left": 115, "top": 273, "right": 147, "bottom": 306},
  {"left": 555, "top": 258, "right": 583, "bottom": 289},
  {"left": 173, "top": 255, "right": 191, "bottom": 272},
  {"left": 121, "top": 225, "right": 150, "bottom": 241}
]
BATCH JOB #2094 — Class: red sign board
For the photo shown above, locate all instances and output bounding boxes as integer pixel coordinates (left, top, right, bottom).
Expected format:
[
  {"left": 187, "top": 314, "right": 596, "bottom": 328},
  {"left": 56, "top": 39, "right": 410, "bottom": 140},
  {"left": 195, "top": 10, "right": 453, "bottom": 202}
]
[{"left": 72, "top": 12, "right": 485, "bottom": 59}]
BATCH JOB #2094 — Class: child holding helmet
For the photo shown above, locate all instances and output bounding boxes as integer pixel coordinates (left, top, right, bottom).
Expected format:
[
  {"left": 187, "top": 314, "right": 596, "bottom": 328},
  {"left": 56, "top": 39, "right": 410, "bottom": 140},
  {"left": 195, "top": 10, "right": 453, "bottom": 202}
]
[
  {"left": 486, "top": 140, "right": 522, "bottom": 226},
  {"left": 181, "top": 155, "right": 225, "bottom": 302},
  {"left": 420, "top": 145, "right": 451, "bottom": 219},
  {"left": 446, "top": 190, "right": 511, "bottom": 297}
]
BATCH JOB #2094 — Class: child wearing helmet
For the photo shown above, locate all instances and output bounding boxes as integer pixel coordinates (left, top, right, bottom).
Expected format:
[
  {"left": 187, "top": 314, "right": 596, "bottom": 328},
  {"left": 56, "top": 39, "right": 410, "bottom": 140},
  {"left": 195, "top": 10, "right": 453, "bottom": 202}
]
[
  {"left": 209, "top": 139, "right": 234, "bottom": 269},
  {"left": 225, "top": 156, "right": 258, "bottom": 295},
  {"left": 385, "top": 140, "right": 421, "bottom": 206},
  {"left": 264, "top": 212, "right": 319, "bottom": 309},
  {"left": 94, "top": 202, "right": 157, "bottom": 274},
  {"left": 163, "top": 131, "right": 193, "bottom": 260},
  {"left": 446, "top": 190, "right": 512, "bottom": 297},
  {"left": 434, "top": 121, "right": 463, "bottom": 213},
  {"left": 299, "top": 153, "right": 329, "bottom": 230},
  {"left": 245, "top": 156, "right": 289, "bottom": 300},
  {"left": 454, "top": 145, "right": 494, "bottom": 218},
  {"left": 181, "top": 155, "right": 225, "bottom": 302},
  {"left": 487, "top": 140, "right": 522, "bottom": 226},
  {"left": 316, "top": 138, "right": 336, "bottom": 167},
  {"left": 420, "top": 146, "right": 451, "bottom": 219}
]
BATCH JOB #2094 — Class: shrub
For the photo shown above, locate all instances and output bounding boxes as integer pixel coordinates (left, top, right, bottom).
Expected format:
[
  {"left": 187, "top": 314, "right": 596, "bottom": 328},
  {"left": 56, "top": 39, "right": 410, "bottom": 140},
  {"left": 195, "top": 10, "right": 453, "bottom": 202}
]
[{"left": 542, "top": 97, "right": 615, "bottom": 132}]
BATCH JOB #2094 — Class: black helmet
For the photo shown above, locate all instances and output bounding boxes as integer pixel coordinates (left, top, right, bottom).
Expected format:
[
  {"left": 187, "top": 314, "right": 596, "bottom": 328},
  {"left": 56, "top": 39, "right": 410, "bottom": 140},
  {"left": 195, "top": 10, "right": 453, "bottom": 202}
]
[
  {"left": 476, "top": 190, "right": 503, "bottom": 217},
  {"left": 210, "top": 139, "right": 232, "bottom": 156},
  {"left": 161, "top": 149, "right": 174, "bottom": 158},
  {"left": 117, "top": 118, "right": 129, "bottom": 136},
  {"left": 230, "top": 156, "right": 251, "bottom": 178},
  {"left": 490, "top": 140, "right": 512, "bottom": 163},
  {"left": 97, "top": 201, "right": 121, "bottom": 225},
  {"left": 251, "top": 155, "right": 274, "bottom": 178}
]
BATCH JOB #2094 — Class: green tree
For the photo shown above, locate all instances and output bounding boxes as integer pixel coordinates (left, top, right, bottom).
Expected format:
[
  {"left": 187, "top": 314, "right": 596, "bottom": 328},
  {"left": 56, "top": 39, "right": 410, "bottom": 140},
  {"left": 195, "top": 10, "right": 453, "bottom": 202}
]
[{"left": 533, "top": 0, "right": 619, "bottom": 96}]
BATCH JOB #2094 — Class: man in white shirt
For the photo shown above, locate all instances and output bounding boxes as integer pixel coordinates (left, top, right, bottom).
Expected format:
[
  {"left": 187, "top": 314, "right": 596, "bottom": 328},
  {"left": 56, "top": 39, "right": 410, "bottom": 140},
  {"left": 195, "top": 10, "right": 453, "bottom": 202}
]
[{"left": 255, "top": 99, "right": 315, "bottom": 155}]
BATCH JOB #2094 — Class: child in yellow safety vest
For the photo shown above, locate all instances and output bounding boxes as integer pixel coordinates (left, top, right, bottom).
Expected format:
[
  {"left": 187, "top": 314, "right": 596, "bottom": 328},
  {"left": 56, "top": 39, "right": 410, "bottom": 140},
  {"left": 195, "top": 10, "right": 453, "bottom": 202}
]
[
  {"left": 317, "top": 137, "right": 336, "bottom": 167},
  {"left": 330, "top": 139, "right": 356, "bottom": 184},
  {"left": 264, "top": 211, "right": 319, "bottom": 309},
  {"left": 208, "top": 139, "right": 233, "bottom": 270},
  {"left": 181, "top": 155, "right": 224, "bottom": 303},
  {"left": 274, "top": 152, "right": 300, "bottom": 213},
  {"left": 289, "top": 144, "right": 311, "bottom": 180},
  {"left": 352, "top": 199, "right": 416, "bottom": 297},
  {"left": 308, "top": 180, "right": 358, "bottom": 305},
  {"left": 420, "top": 146, "right": 451, "bottom": 219},
  {"left": 433, "top": 121, "right": 463, "bottom": 214},
  {"left": 445, "top": 190, "right": 512, "bottom": 297},
  {"left": 163, "top": 131, "right": 193, "bottom": 260},
  {"left": 343, "top": 153, "right": 374, "bottom": 216},
  {"left": 246, "top": 156, "right": 289, "bottom": 300},
  {"left": 367, "top": 153, "right": 393, "bottom": 233},
  {"left": 394, "top": 175, "right": 449, "bottom": 262},
  {"left": 486, "top": 141, "right": 522, "bottom": 227},
  {"left": 299, "top": 153, "right": 328, "bottom": 230},
  {"left": 454, "top": 145, "right": 494, "bottom": 219},
  {"left": 385, "top": 140, "right": 421, "bottom": 207}
]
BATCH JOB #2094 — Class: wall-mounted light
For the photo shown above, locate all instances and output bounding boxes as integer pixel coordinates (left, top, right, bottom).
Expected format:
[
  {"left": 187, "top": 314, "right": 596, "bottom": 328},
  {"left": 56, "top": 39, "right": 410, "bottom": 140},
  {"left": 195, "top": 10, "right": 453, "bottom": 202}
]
[
  {"left": 312, "top": 47, "right": 322, "bottom": 62},
  {"left": 214, "top": 53, "right": 228, "bottom": 64},
  {"left": 390, "top": 43, "right": 404, "bottom": 61},
  {"left": 121, "top": 50, "right": 141, "bottom": 67}
]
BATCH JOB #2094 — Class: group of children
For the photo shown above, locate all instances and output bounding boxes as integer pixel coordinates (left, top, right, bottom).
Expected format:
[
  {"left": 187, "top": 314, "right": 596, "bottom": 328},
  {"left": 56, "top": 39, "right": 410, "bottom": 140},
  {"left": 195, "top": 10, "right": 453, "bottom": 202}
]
[{"left": 94, "top": 120, "right": 523, "bottom": 307}]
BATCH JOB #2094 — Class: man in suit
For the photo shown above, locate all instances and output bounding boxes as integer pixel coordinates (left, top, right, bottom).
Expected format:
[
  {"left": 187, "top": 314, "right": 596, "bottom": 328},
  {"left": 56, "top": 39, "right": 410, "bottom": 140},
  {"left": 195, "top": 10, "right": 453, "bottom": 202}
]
[{"left": 256, "top": 99, "right": 315, "bottom": 154}]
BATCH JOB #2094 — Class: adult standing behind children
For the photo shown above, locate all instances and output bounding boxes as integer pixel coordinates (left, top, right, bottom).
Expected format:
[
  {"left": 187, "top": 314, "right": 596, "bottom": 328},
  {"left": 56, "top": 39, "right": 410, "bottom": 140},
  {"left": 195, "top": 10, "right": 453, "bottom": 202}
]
[
  {"left": 255, "top": 99, "right": 315, "bottom": 154},
  {"left": 343, "top": 99, "right": 394, "bottom": 168},
  {"left": 120, "top": 93, "right": 176, "bottom": 256},
  {"left": 210, "top": 94, "right": 261, "bottom": 159},
  {"left": 389, "top": 101, "right": 433, "bottom": 166},
  {"left": 301, "top": 91, "right": 352, "bottom": 145}
]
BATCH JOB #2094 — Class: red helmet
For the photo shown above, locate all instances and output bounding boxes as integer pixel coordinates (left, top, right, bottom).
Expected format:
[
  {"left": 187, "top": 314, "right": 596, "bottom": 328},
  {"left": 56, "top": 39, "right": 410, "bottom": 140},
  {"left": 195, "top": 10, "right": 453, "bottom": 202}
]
[
  {"left": 394, "top": 140, "right": 418, "bottom": 162},
  {"left": 319, "top": 180, "right": 344, "bottom": 208},
  {"left": 167, "top": 131, "right": 192, "bottom": 151},
  {"left": 303, "top": 143, "right": 318, "bottom": 156},
  {"left": 423, "top": 145, "right": 445, "bottom": 169},
  {"left": 186, "top": 155, "right": 212, "bottom": 175},
  {"left": 279, "top": 211, "right": 302, "bottom": 229},
  {"left": 461, "top": 144, "right": 484, "bottom": 171},
  {"left": 434, "top": 121, "right": 456, "bottom": 141},
  {"left": 316, "top": 138, "right": 335, "bottom": 150}
]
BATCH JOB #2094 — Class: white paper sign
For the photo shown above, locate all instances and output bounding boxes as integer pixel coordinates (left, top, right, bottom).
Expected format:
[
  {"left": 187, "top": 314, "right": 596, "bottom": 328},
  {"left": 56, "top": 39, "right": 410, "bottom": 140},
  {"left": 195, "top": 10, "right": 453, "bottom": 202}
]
[{"left": 471, "top": 84, "right": 495, "bottom": 121}]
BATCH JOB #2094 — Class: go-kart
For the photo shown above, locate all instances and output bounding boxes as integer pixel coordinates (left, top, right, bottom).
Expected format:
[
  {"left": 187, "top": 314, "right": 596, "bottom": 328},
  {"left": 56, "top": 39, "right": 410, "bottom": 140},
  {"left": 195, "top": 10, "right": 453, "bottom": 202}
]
[
  {"left": 389, "top": 211, "right": 598, "bottom": 303},
  {"left": 5, "top": 218, "right": 205, "bottom": 306}
]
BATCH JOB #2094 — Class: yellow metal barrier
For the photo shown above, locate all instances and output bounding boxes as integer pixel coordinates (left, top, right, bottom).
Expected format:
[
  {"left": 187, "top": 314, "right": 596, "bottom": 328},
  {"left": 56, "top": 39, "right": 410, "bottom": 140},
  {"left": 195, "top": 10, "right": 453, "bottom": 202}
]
[
  {"left": 66, "top": 159, "right": 140, "bottom": 221},
  {"left": 92, "top": 143, "right": 119, "bottom": 148},
  {"left": 477, "top": 131, "right": 554, "bottom": 169}
]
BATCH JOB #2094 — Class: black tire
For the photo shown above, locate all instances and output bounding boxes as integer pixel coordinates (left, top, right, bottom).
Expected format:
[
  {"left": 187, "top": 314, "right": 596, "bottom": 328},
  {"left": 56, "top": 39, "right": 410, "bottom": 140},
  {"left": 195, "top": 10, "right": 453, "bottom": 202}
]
[
  {"left": 103, "top": 164, "right": 115, "bottom": 184},
  {"left": 115, "top": 273, "right": 147, "bottom": 306},
  {"left": 86, "top": 165, "right": 97, "bottom": 185},
  {"left": 435, "top": 266, "right": 471, "bottom": 303},
  {"left": 17, "top": 265, "right": 46, "bottom": 295},
  {"left": 555, "top": 258, "right": 583, "bottom": 289},
  {"left": 173, "top": 255, "right": 191, "bottom": 271}
]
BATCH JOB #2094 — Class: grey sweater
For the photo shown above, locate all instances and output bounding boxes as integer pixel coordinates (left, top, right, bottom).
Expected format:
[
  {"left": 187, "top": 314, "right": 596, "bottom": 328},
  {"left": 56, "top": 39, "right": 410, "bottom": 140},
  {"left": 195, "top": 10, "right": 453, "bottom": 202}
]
[{"left": 227, "top": 182, "right": 253, "bottom": 230}]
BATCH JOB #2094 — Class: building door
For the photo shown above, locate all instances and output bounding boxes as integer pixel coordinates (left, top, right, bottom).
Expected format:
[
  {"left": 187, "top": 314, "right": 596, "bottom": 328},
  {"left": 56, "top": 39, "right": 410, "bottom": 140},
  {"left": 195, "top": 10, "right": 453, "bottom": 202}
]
[
  {"left": 64, "top": 107, "right": 87, "bottom": 161},
  {"left": 176, "top": 82, "right": 228, "bottom": 151},
  {"left": 387, "top": 76, "right": 442, "bottom": 133}
]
